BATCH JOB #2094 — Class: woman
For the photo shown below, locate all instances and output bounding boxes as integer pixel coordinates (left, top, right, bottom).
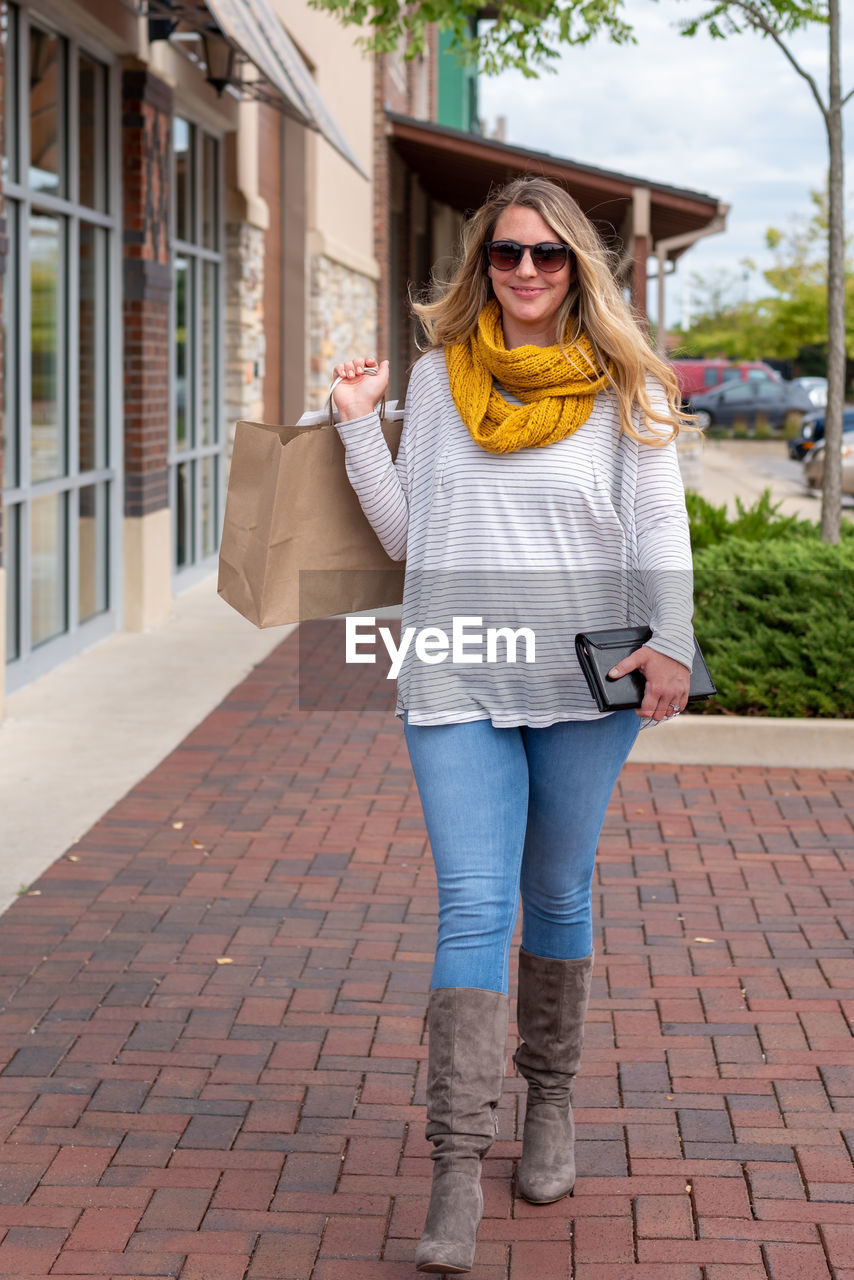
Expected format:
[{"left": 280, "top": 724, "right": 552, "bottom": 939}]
[{"left": 331, "top": 176, "right": 695, "bottom": 1275}]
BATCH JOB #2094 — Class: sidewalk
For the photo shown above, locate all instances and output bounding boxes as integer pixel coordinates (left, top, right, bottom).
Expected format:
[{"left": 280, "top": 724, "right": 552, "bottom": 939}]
[
  {"left": 3, "top": 572, "right": 853, "bottom": 919},
  {"left": 0, "top": 620, "right": 852, "bottom": 1279},
  {"left": 0, "top": 581, "right": 288, "bottom": 912}
]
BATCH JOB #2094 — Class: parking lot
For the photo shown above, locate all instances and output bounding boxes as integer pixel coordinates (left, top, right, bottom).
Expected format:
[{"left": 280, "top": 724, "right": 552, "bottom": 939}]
[{"left": 698, "top": 437, "right": 854, "bottom": 522}]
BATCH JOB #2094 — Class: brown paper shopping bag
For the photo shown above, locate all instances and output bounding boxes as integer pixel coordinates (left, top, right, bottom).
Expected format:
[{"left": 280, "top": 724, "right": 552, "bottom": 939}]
[{"left": 217, "top": 407, "right": 405, "bottom": 628}]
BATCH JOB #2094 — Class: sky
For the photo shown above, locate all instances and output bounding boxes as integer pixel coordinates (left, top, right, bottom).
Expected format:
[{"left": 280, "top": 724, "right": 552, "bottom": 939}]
[{"left": 477, "top": 0, "right": 854, "bottom": 330}]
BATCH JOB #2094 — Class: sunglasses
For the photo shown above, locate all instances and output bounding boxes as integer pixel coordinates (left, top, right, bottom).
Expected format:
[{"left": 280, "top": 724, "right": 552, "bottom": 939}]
[{"left": 484, "top": 240, "right": 571, "bottom": 273}]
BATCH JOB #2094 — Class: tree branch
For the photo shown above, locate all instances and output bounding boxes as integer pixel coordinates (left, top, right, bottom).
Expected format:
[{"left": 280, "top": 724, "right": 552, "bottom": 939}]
[
  {"left": 842, "top": 85, "right": 854, "bottom": 108},
  {"left": 726, "top": 0, "right": 829, "bottom": 122}
]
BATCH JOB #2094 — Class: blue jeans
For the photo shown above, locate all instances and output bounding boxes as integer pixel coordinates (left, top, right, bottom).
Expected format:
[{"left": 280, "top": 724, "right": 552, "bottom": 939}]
[{"left": 404, "top": 712, "right": 640, "bottom": 994}]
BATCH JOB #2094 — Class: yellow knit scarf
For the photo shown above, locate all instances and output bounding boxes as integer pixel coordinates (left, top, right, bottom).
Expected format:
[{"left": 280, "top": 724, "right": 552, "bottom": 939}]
[{"left": 445, "top": 300, "right": 610, "bottom": 453}]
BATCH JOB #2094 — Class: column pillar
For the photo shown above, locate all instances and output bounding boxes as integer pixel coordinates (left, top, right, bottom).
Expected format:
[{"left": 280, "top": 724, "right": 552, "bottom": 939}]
[
  {"left": 282, "top": 116, "right": 307, "bottom": 425},
  {"left": 121, "top": 66, "right": 173, "bottom": 630},
  {"left": 373, "top": 59, "right": 391, "bottom": 374},
  {"left": 631, "top": 186, "right": 651, "bottom": 326},
  {"left": 224, "top": 100, "right": 268, "bottom": 450}
]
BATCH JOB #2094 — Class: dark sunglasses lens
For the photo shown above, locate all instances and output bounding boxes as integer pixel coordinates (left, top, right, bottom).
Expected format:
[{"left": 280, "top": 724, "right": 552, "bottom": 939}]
[
  {"left": 488, "top": 242, "right": 523, "bottom": 270},
  {"left": 532, "top": 243, "right": 569, "bottom": 271}
]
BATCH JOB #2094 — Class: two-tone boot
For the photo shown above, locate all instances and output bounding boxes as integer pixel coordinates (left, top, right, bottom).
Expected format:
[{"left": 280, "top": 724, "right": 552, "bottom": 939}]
[
  {"left": 513, "top": 948, "right": 594, "bottom": 1204},
  {"left": 415, "top": 987, "right": 509, "bottom": 1274}
]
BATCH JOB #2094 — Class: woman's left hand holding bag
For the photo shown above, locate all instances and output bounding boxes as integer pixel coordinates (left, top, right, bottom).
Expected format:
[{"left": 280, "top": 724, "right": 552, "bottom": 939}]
[
  {"left": 331, "top": 356, "right": 390, "bottom": 423},
  {"left": 608, "top": 645, "right": 691, "bottom": 722}
]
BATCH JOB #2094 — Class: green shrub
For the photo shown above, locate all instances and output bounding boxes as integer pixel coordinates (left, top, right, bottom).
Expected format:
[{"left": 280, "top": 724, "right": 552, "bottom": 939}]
[
  {"left": 782, "top": 412, "right": 803, "bottom": 440},
  {"left": 691, "top": 536, "right": 854, "bottom": 717},
  {"left": 754, "top": 417, "right": 773, "bottom": 439},
  {"left": 685, "top": 489, "right": 816, "bottom": 551}
]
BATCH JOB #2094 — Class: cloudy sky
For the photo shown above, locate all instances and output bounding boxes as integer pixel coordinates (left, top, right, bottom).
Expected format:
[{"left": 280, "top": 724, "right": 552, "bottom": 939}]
[{"left": 478, "top": 0, "right": 854, "bottom": 328}]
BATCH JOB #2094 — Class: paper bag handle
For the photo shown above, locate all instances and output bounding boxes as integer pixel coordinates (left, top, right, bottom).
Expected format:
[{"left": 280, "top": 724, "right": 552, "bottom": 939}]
[{"left": 326, "top": 367, "right": 386, "bottom": 427}]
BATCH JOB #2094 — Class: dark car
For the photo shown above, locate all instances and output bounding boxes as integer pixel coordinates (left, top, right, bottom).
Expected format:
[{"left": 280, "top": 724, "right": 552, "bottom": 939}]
[
  {"left": 687, "top": 379, "right": 813, "bottom": 432},
  {"left": 788, "top": 407, "right": 854, "bottom": 460}
]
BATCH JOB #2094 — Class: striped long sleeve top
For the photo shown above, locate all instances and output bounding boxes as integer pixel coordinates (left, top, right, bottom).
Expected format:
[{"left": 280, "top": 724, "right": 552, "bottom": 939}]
[{"left": 336, "top": 348, "right": 695, "bottom": 727}]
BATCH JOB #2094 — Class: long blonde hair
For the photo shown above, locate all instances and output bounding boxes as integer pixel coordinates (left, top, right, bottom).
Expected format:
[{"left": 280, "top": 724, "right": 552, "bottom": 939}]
[{"left": 413, "top": 176, "right": 693, "bottom": 445}]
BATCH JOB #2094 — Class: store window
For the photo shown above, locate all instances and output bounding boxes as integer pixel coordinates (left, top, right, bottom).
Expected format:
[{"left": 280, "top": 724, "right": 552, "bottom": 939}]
[
  {"left": 2, "top": 3, "right": 118, "bottom": 685},
  {"left": 170, "top": 117, "right": 224, "bottom": 573}
]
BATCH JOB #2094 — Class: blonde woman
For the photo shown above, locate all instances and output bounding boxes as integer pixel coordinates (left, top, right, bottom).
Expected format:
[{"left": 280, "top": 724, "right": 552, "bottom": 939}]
[{"left": 332, "top": 177, "right": 695, "bottom": 1275}]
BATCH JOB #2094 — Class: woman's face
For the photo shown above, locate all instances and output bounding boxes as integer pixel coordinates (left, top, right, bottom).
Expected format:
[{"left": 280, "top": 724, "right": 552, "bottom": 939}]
[{"left": 487, "top": 205, "right": 573, "bottom": 347}]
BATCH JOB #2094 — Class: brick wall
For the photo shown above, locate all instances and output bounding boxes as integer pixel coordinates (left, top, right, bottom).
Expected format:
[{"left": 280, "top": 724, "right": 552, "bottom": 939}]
[
  {"left": 121, "top": 68, "right": 172, "bottom": 519},
  {"left": 373, "top": 35, "right": 439, "bottom": 383},
  {"left": 426, "top": 24, "right": 438, "bottom": 122}
]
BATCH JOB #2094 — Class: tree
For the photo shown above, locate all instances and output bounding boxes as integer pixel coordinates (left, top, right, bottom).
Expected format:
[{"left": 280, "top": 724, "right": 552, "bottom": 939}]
[
  {"left": 688, "top": 261, "right": 756, "bottom": 322},
  {"left": 311, "top": 0, "right": 852, "bottom": 542},
  {"left": 761, "top": 189, "right": 854, "bottom": 363},
  {"left": 674, "top": 192, "right": 854, "bottom": 365}
]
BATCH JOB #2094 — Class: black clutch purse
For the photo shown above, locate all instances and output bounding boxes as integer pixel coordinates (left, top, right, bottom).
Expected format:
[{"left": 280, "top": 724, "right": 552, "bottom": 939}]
[{"left": 574, "top": 625, "right": 716, "bottom": 713}]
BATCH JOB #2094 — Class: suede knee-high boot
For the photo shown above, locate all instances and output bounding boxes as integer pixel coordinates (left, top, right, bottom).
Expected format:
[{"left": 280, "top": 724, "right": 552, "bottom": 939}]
[
  {"left": 512, "top": 949, "right": 594, "bottom": 1205},
  {"left": 415, "top": 987, "right": 509, "bottom": 1274}
]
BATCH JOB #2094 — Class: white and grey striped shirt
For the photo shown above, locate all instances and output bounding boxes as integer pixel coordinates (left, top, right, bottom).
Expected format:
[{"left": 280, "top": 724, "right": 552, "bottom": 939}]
[{"left": 337, "top": 348, "right": 694, "bottom": 726}]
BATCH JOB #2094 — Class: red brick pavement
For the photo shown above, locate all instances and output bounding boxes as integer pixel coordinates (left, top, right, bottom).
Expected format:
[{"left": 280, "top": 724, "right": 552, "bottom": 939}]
[{"left": 0, "top": 621, "right": 852, "bottom": 1279}]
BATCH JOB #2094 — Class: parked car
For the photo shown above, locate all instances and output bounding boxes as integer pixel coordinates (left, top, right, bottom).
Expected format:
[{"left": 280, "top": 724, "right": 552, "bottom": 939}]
[
  {"left": 794, "top": 376, "right": 828, "bottom": 409},
  {"left": 788, "top": 407, "right": 854, "bottom": 460},
  {"left": 803, "top": 429, "right": 854, "bottom": 493},
  {"left": 687, "top": 379, "right": 813, "bottom": 431},
  {"left": 671, "top": 358, "right": 781, "bottom": 401}
]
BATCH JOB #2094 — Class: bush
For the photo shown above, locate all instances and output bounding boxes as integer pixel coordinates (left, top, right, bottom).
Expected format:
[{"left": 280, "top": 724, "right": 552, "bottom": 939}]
[
  {"left": 685, "top": 489, "right": 816, "bottom": 552},
  {"left": 782, "top": 411, "right": 804, "bottom": 439},
  {"left": 686, "top": 491, "right": 854, "bottom": 716},
  {"left": 691, "top": 537, "right": 854, "bottom": 717}
]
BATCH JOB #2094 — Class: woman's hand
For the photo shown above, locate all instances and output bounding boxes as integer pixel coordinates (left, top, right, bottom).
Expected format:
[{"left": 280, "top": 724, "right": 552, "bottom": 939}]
[
  {"left": 331, "top": 356, "right": 390, "bottom": 423},
  {"left": 607, "top": 645, "right": 691, "bottom": 722}
]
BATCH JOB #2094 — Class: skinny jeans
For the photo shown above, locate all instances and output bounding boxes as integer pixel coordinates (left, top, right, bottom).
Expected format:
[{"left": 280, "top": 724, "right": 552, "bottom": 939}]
[{"left": 403, "top": 711, "right": 641, "bottom": 994}]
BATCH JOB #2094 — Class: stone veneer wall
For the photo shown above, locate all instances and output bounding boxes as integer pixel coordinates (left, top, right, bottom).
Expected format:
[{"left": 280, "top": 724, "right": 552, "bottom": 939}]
[
  {"left": 308, "top": 255, "right": 378, "bottom": 410},
  {"left": 225, "top": 220, "right": 266, "bottom": 451}
]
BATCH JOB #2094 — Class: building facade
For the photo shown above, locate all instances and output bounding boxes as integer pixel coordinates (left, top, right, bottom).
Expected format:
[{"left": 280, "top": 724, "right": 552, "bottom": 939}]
[
  {"left": 0, "top": 0, "right": 724, "bottom": 714},
  {"left": 0, "top": 0, "right": 375, "bottom": 710}
]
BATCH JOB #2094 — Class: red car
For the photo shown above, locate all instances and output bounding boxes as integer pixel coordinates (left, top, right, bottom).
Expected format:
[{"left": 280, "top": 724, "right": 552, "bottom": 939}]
[{"left": 671, "top": 359, "right": 781, "bottom": 402}]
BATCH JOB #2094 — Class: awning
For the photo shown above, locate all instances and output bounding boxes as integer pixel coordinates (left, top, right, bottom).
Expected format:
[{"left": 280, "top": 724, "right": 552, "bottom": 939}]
[
  {"left": 387, "top": 113, "right": 723, "bottom": 252},
  {"left": 144, "top": 0, "right": 367, "bottom": 177}
]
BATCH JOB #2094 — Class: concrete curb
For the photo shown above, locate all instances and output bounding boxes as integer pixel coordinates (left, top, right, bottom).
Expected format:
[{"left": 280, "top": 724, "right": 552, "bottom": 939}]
[{"left": 629, "top": 714, "right": 854, "bottom": 768}]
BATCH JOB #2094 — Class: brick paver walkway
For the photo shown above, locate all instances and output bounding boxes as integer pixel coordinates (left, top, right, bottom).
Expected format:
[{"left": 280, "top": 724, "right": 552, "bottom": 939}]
[{"left": 0, "top": 622, "right": 852, "bottom": 1280}]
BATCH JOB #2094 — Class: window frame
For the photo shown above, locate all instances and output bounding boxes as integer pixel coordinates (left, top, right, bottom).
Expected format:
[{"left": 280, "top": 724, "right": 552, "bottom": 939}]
[
  {"left": 168, "top": 112, "right": 225, "bottom": 586},
  {"left": 3, "top": 0, "right": 122, "bottom": 691}
]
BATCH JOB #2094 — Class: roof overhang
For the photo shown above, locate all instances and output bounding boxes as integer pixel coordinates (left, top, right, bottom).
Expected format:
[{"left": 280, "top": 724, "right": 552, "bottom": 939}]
[{"left": 387, "top": 112, "right": 724, "bottom": 256}]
